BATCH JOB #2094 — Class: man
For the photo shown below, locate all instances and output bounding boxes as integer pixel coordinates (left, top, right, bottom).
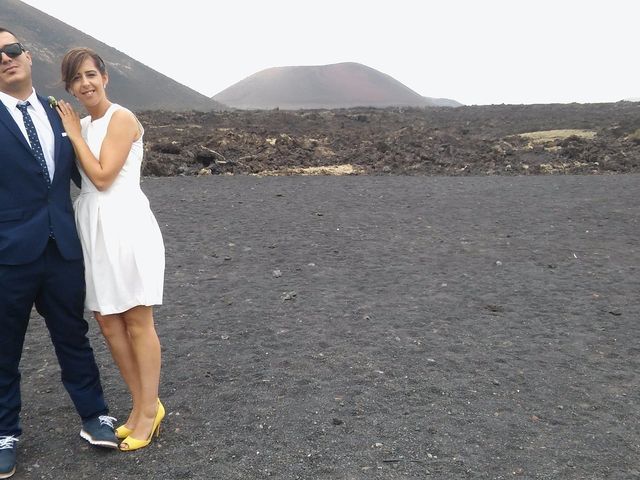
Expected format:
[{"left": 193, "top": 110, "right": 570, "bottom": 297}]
[{"left": 0, "top": 28, "right": 118, "bottom": 479}]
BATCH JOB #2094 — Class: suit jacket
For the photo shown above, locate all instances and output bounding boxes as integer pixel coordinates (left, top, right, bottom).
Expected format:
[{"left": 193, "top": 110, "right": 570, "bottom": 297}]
[{"left": 0, "top": 93, "right": 83, "bottom": 265}]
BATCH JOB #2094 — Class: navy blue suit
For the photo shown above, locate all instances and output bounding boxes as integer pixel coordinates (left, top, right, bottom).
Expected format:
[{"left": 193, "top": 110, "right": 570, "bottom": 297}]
[{"left": 0, "top": 94, "right": 108, "bottom": 436}]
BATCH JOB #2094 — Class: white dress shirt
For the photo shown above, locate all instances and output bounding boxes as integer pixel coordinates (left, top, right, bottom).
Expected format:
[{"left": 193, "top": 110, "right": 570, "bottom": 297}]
[{"left": 0, "top": 89, "right": 56, "bottom": 180}]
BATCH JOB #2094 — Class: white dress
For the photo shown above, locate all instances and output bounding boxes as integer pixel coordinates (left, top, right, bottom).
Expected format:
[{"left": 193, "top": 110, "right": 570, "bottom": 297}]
[{"left": 74, "top": 103, "right": 165, "bottom": 315}]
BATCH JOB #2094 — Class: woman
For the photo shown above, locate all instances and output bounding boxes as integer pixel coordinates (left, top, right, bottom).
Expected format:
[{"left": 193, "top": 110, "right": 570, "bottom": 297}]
[{"left": 55, "top": 47, "right": 165, "bottom": 452}]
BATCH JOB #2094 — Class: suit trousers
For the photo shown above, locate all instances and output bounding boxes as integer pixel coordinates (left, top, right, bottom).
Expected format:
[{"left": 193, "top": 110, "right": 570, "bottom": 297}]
[{"left": 0, "top": 239, "right": 107, "bottom": 436}]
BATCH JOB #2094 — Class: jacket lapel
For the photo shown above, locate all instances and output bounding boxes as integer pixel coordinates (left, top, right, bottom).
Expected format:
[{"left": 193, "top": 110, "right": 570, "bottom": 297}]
[
  {"left": 38, "top": 94, "right": 63, "bottom": 181},
  {"left": 0, "top": 100, "right": 32, "bottom": 153}
]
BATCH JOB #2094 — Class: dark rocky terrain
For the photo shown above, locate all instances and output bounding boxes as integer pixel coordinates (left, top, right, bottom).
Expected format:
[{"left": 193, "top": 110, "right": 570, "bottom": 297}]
[
  {"left": 139, "top": 102, "right": 640, "bottom": 177},
  {"left": 11, "top": 95, "right": 640, "bottom": 480}
]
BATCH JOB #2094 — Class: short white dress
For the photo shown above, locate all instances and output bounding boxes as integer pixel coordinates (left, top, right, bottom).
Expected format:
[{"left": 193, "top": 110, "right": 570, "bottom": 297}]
[{"left": 74, "top": 103, "right": 165, "bottom": 315}]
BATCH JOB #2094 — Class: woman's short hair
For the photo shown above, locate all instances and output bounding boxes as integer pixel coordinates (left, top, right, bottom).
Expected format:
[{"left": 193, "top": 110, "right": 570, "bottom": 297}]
[{"left": 61, "top": 47, "right": 107, "bottom": 92}]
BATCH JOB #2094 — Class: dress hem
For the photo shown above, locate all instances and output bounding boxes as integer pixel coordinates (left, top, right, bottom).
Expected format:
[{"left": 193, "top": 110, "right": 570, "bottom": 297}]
[{"left": 86, "top": 300, "right": 163, "bottom": 316}]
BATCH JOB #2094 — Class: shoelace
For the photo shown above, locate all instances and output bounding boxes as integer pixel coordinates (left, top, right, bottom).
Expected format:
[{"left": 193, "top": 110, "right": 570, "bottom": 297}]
[
  {"left": 98, "top": 415, "right": 117, "bottom": 428},
  {"left": 0, "top": 436, "right": 18, "bottom": 450}
]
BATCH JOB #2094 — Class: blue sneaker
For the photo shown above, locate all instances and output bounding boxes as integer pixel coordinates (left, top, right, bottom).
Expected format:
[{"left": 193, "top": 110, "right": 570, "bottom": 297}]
[
  {"left": 80, "top": 415, "right": 118, "bottom": 449},
  {"left": 0, "top": 436, "right": 18, "bottom": 479}
]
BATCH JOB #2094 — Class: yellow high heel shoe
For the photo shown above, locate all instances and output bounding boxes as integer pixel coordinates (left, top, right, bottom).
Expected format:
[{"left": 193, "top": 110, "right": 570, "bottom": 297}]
[
  {"left": 119, "top": 400, "right": 165, "bottom": 452},
  {"left": 115, "top": 425, "right": 133, "bottom": 440}
]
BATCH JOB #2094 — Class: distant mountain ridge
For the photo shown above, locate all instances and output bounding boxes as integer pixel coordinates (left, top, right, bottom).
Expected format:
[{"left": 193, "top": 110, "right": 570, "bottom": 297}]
[
  {"left": 1, "top": 0, "right": 224, "bottom": 111},
  {"left": 213, "top": 62, "right": 461, "bottom": 110}
]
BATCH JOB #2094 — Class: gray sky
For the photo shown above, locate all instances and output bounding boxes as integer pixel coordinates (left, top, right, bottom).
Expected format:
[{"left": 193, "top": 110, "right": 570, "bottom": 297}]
[{"left": 19, "top": 0, "right": 640, "bottom": 105}]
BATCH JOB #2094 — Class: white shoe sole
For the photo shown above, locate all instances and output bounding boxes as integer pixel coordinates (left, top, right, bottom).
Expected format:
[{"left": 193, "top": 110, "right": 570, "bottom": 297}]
[
  {"left": 0, "top": 466, "right": 16, "bottom": 479},
  {"left": 79, "top": 430, "right": 119, "bottom": 449}
]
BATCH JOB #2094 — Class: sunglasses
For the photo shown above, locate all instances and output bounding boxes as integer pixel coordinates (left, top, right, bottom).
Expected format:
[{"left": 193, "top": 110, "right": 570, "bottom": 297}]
[{"left": 0, "top": 42, "right": 25, "bottom": 60}]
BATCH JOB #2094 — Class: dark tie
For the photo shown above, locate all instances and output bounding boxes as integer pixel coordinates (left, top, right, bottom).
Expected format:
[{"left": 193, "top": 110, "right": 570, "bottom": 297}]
[
  {"left": 16, "top": 101, "right": 52, "bottom": 187},
  {"left": 17, "top": 101, "right": 55, "bottom": 238}
]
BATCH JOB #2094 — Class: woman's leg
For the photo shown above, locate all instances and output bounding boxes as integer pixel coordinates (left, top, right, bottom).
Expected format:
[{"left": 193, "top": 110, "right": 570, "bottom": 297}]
[
  {"left": 95, "top": 312, "right": 142, "bottom": 429},
  {"left": 120, "top": 305, "right": 162, "bottom": 441}
]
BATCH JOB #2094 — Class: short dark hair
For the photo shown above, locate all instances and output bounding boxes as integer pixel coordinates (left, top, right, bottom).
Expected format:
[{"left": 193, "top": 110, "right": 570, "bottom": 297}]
[
  {"left": 0, "top": 27, "right": 19, "bottom": 40},
  {"left": 61, "top": 47, "right": 107, "bottom": 92}
]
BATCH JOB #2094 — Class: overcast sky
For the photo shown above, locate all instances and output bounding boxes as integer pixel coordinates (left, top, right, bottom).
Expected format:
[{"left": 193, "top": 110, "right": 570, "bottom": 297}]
[{"left": 19, "top": 0, "right": 640, "bottom": 105}]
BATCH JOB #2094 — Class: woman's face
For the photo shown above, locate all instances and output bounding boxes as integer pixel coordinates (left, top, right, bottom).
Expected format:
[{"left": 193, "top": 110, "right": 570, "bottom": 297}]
[{"left": 69, "top": 57, "right": 108, "bottom": 108}]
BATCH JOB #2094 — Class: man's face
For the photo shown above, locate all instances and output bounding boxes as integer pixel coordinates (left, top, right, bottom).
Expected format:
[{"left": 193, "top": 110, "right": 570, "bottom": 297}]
[{"left": 0, "top": 31, "right": 32, "bottom": 95}]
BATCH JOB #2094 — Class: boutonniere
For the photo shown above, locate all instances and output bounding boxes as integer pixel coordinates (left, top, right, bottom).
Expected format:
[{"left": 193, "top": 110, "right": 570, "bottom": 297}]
[{"left": 47, "top": 96, "right": 58, "bottom": 109}]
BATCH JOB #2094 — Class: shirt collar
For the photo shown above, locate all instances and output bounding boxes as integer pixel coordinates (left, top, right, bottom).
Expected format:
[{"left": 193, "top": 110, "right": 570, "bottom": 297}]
[{"left": 0, "top": 88, "right": 38, "bottom": 111}]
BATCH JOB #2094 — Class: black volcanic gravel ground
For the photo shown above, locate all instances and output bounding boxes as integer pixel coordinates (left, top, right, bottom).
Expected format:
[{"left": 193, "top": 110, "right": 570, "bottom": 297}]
[{"left": 13, "top": 174, "right": 640, "bottom": 479}]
